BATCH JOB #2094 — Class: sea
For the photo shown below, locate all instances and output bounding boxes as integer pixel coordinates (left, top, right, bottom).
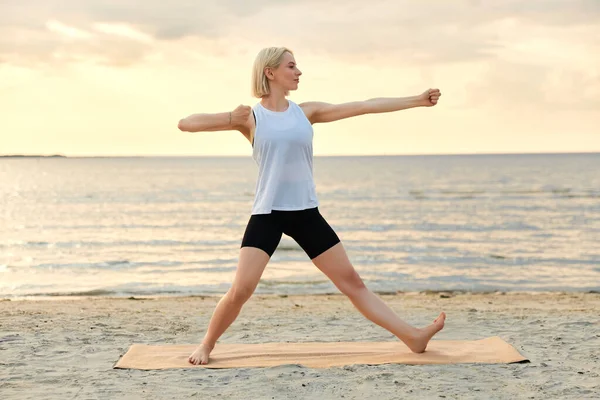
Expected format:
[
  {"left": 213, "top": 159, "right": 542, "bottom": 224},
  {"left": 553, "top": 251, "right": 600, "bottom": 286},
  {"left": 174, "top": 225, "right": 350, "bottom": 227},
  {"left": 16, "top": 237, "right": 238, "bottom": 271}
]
[{"left": 1, "top": 154, "right": 599, "bottom": 299}]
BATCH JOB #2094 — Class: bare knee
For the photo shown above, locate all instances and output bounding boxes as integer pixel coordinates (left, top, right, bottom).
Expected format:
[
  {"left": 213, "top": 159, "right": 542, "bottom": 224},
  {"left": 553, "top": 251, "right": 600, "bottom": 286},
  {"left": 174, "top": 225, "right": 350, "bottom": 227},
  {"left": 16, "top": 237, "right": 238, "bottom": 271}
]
[
  {"left": 337, "top": 273, "right": 367, "bottom": 298},
  {"left": 227, "top": 285, "right": 255, "bottom": 305}
]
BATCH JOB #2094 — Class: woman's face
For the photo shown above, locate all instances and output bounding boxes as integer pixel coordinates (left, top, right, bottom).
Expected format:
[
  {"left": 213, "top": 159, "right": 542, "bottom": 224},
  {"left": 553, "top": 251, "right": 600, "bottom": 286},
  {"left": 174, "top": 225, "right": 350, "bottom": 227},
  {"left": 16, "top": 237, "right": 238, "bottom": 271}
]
[{"left": 268, "top": 52, "right": 302, "bottom": 92}]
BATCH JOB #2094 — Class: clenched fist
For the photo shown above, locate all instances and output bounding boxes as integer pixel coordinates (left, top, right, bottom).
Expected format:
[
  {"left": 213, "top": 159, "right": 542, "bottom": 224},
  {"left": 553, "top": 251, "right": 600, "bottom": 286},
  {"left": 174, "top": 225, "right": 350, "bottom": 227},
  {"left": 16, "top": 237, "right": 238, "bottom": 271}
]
[
  {"left": 231, "top": 104, "right": 251, "bottom": 125},
  {"left": 419, "top": 88, "right": 442, "bottom": 107}
]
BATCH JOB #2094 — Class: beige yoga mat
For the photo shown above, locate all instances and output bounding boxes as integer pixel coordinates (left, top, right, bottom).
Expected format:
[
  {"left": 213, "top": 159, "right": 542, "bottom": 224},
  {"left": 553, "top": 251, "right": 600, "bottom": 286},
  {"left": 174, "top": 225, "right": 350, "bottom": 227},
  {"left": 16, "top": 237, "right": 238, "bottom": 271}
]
[{"left": 114, "top": 336, "right": 528, "bottom": 369}]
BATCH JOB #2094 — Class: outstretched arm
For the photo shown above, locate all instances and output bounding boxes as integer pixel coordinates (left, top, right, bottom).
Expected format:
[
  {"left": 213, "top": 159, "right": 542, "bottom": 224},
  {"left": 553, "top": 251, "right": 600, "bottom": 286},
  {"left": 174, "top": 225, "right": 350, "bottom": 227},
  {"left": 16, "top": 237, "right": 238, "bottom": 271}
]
[
  {"left": 178, "top": 105, "right": 252, "bottom": 133},
  {"left": 300, "top": 88, "right": 441, "bottom": 124}
]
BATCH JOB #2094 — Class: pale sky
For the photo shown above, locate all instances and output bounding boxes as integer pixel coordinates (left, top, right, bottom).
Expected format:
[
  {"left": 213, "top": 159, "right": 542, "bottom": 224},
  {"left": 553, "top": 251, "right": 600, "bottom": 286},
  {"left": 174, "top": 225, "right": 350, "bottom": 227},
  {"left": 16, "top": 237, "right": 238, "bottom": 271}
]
[{"left": 1, "top": 0, "right": 599, "bottom": 156}]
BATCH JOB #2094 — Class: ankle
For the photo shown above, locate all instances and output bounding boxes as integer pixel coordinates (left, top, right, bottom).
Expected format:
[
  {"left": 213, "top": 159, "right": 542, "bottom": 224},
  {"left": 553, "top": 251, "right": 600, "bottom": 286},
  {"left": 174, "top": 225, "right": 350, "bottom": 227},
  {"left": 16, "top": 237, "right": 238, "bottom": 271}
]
[
  {"left": 401, "top": 327, "right": 421, "bottom": 342},
  {"left": 201, "top": 340, "right": 215, "bottom": 349}
]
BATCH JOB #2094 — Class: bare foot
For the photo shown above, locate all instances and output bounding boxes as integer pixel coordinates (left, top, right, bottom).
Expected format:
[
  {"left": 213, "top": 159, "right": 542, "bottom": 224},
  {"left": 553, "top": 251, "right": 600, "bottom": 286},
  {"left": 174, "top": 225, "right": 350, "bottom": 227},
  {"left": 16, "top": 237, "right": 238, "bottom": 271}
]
[
  {"left": 405, "top": 312, "right": 446, "bottom": 353},
  {"left": 188, "top": 343, "right": 214, "bottom": 365}
]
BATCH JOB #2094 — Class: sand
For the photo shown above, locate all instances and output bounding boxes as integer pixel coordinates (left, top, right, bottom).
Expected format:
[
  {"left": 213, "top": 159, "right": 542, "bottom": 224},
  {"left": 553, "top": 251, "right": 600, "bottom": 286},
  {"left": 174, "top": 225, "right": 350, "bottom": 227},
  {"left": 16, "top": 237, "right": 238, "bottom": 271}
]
[{"left": 1, "top": 292, "right": 599, "bottom": 399}]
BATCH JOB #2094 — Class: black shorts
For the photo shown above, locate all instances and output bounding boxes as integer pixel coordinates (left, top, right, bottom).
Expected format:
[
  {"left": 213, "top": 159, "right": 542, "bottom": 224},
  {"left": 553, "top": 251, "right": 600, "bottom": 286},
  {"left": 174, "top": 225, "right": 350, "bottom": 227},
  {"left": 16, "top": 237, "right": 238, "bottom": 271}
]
[{"left": 241, "top": 207, "right": 341, "bottom": 259}]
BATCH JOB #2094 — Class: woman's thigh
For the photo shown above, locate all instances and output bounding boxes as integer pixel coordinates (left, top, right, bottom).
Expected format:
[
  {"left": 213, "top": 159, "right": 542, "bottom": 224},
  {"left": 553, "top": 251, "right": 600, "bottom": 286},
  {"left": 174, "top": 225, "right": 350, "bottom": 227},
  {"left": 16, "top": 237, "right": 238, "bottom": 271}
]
[
  {"left": 230, "top": 247, "right": 271, "bottom": 298},
  {"left": 284, "top": 208, "right": 340, "bottom": 260},
  {"left": 241, "top": 213, "right": 283, "bottom": 258},
  {"left": 233, "top": 214, "right": 283, "bottom": 297}
]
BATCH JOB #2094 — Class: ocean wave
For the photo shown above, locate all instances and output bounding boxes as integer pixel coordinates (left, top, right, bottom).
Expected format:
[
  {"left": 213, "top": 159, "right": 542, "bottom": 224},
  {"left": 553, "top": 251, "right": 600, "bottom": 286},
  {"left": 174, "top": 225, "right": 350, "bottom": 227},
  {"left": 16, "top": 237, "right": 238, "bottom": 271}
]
[
  {"left": 1, "top": 284, "right": 231, "bottom": 299},
  {"left": 405, "top": 189, "right": 599, "bottom": 200},
  {"left": 0, "top": 239, "right": 237, "bottom": 249},
  {"left": 411, "top": 221, "right": 541, "bottom": 232},
  {"left": 23, "top": 258, "right": 237, "bottom": 270},
  {"left": 259, "top": 279, "right": 331, "bottom": 287},
  {"left": 276, "top": 244, "right": 303, "bottom": 252},
  {"left": 139, "top": 266, "right": 237, "bottom": 274}
]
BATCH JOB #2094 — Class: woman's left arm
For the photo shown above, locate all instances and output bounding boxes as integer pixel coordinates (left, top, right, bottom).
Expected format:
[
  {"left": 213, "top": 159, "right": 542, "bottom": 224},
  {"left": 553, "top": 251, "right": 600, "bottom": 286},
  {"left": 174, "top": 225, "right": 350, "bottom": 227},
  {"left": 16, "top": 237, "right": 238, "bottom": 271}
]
[{"left": 300, "top": 88, "right": 441, "bottom": 124}]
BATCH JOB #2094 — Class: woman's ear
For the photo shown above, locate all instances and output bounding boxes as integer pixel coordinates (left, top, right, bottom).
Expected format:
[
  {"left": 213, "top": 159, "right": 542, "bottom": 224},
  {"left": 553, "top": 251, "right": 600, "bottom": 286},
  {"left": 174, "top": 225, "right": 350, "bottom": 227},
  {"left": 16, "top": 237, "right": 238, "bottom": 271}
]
[{"left": 264, "top": 67, "right": 273, "bottom": 80}]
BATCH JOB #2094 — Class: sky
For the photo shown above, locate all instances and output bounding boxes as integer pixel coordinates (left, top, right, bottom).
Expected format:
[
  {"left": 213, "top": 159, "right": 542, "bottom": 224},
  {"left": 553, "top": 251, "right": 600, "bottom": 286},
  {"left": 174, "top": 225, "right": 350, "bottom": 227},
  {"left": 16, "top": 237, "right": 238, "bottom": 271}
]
[{"left": 1, "top": 0, "right": 599, "bottom": 157}]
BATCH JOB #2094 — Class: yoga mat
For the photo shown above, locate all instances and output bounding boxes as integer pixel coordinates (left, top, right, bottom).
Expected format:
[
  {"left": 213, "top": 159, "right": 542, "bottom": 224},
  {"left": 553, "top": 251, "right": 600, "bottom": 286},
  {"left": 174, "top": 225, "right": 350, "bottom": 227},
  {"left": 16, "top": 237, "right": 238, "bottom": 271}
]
[{"left": 114, "top": 336, "right": 529, "bottom": 369}]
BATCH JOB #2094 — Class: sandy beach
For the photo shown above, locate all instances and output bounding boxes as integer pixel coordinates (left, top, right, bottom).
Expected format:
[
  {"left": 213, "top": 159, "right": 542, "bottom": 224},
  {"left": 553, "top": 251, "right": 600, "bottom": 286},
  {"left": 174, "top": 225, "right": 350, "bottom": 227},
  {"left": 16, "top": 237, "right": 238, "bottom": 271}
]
[{"left": 1, "top": 292, "right": 599, "bottom": 399}]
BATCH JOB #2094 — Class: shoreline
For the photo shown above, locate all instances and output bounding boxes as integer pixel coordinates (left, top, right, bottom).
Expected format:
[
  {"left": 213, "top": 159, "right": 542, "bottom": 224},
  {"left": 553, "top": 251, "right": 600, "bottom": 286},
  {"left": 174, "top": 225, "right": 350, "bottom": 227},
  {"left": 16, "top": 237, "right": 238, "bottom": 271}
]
[
  {"left": 2, "top": 289, "right": 599, "bottom": 302},
  {"left": 2, "top": 152, "right": 599, "bottom": 159}
]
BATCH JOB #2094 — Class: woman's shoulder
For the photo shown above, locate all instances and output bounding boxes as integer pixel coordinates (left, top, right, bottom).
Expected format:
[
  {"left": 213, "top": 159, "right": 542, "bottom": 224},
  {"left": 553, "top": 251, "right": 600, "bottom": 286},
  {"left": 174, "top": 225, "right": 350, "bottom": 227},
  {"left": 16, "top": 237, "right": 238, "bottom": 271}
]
[{"left": 296, "top": 101, "right": 319, "bottom": 123}]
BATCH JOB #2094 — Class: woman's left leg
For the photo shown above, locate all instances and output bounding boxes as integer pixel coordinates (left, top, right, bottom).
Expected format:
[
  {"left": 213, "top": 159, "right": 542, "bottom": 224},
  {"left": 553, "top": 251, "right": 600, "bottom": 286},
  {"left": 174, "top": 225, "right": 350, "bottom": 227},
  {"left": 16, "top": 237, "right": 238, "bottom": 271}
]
[
  {"left": 311, "top": 242, "right": 445, "bottom": 353},
  {"left": 287, "top": 208, "right": 445, "bottom": 353}
]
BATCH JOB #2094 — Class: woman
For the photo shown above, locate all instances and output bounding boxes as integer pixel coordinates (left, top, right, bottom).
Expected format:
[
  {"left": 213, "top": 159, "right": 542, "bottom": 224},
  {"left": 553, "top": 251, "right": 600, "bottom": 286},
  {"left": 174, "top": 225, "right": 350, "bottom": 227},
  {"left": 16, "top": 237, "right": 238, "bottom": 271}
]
[{"left": 178, "top": 47, "right": 445, "bottom": 365}]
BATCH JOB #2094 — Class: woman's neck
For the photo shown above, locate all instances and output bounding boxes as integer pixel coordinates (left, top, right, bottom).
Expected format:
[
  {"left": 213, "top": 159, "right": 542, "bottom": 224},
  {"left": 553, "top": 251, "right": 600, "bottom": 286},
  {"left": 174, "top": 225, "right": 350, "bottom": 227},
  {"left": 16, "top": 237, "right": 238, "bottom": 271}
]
[{"left": 260, "top": 94, "right": 289, "bottom": 112}]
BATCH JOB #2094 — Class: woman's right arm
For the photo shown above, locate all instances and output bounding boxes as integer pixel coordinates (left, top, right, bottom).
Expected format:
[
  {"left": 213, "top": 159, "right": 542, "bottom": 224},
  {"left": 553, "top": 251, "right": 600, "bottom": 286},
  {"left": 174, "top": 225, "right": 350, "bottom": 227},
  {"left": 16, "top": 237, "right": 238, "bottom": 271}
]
[
  {"left": 178, "top": 111, "right": 231, "bottom": 132},
  {"left": 178, "top": 104, "right": 253, "bottom": 133}
]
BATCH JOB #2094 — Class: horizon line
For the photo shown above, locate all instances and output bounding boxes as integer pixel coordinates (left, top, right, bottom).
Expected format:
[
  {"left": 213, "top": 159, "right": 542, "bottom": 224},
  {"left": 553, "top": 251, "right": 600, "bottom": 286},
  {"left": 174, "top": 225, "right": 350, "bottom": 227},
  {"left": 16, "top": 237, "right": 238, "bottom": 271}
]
[{"left": 1, "top": 151, "right": 600, "bottom": 158}]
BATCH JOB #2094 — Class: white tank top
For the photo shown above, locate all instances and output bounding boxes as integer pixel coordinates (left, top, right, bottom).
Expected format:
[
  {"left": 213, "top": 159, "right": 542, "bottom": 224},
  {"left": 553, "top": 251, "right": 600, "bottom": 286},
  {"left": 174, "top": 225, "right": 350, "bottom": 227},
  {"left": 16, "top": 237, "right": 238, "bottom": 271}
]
[{"left": 250, "top": 100, "right": 319, "bottom": 215}]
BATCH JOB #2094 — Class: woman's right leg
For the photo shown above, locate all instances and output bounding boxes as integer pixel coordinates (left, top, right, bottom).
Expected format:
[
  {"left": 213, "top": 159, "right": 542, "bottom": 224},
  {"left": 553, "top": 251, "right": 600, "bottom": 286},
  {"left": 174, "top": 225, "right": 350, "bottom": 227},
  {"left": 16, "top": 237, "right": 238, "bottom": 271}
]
[
  {"left": 188, "top": 247, "right": 271, "bottom": 365},
  {"left": 189, "top": 212, "right": 282, "bottom": 365}
]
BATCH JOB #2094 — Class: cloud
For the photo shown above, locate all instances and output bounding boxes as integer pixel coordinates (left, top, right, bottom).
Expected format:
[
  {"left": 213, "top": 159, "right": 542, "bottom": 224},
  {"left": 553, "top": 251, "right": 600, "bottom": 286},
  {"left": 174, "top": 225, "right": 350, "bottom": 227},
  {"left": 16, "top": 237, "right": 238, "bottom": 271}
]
[
  {"left": 91, "top": 22, "right": 153, "bottom": 43},
  {"left": 0, "top": 0, "right": 598, "bottom": 69},
  {"left": 488, "top": 0, "right": 600, "bottom": 26},
  {"left": 0, "top": 21, "right": 152, "bottom": 68},
  {"left": 45, "top": 20, "right": 95, "bottom": 40},
  {"left": 0, "top": 0, "right": 600, "bottom": 67}
]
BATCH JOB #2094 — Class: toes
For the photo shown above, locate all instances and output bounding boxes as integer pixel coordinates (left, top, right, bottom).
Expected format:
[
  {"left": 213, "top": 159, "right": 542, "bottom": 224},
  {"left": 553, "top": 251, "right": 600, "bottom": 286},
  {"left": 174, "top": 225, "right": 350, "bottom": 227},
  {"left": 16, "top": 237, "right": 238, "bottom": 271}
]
[{"left": 434, "top": 312, "right": 446, "bottom": 324}]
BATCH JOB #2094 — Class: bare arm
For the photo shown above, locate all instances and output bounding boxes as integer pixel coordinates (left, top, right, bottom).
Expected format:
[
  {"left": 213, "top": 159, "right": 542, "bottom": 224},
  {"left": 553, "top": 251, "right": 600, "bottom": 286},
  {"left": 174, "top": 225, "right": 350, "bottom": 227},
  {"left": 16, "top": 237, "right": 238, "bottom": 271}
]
[
  {"left": 301, "top": 89, "right": 441, "bottom": 124},
  {"left": 178, "top": 105, "right": 255, "bottom": 144},
  {"left": 178, "top": 104, "right": 253, "bottom": 132},
  {"left": 178, "top": 112, "right": 233, "bottom": 132}
]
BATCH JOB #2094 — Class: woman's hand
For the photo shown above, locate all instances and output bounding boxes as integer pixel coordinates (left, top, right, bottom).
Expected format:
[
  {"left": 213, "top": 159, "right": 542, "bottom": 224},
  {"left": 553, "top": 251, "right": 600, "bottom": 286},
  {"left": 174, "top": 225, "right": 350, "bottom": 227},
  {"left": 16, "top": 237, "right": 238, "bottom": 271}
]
[
  {"left": 231, "top": 104, "right": 252, "bottom": 126},
  {"left": 419, "top": 88, "right": 441, "bottom": 107}
]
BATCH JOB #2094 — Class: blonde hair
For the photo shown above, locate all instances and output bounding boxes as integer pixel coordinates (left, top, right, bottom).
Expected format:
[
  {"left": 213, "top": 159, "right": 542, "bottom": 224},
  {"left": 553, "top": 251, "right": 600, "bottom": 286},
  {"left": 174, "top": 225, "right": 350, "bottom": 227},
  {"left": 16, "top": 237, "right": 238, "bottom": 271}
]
[{"left": 251, "top": 47, "right": 294, "bottom": 98}]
